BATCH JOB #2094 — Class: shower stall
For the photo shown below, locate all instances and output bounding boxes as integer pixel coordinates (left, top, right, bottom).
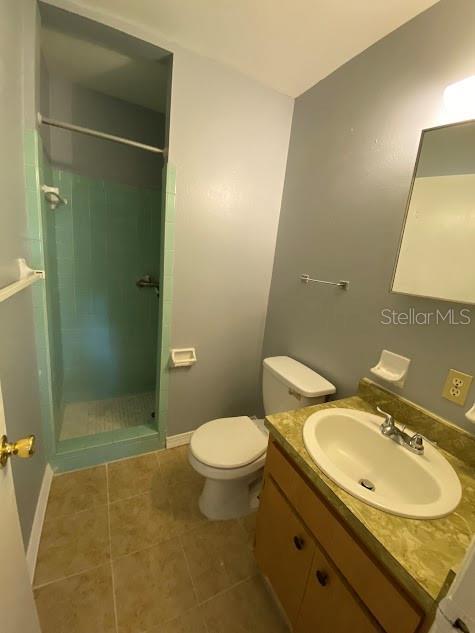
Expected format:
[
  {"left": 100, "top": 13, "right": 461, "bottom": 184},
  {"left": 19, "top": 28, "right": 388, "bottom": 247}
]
[
  {"left": 34, "top": 3, "right": 174, "bottom": 467},
  {"left": 44, "top": 162, "right": 161, "bottom": 441}
]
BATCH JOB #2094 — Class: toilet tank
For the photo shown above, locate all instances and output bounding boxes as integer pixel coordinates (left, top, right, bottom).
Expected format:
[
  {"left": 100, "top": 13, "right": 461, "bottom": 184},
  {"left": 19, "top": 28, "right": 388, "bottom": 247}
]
[{"left": 262, "top": 356, "right": 336, "bottom": 416}]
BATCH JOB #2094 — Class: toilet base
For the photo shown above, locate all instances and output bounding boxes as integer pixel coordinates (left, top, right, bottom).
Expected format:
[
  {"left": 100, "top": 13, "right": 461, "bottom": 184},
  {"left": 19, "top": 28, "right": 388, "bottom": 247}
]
[{"left": 198, "top": 470, "right": 263, "bottom": 520}]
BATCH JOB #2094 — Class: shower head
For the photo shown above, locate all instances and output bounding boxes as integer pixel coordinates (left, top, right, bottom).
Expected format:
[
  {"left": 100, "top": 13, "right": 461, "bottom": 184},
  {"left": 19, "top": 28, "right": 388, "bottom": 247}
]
[{"left": 41, "top": 185, "right": 68, "bottom": 210}]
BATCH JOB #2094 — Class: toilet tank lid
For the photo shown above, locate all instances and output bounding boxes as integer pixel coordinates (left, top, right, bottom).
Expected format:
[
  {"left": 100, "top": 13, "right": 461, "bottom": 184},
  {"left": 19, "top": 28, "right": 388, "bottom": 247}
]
[{"left": 263, "top": 356, "right": 336, "bottom": 398}]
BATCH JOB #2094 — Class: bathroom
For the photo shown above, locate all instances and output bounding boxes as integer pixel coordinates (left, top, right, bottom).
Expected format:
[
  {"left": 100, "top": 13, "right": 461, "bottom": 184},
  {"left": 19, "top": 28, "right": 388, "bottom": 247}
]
[{"left": 1, "top": 0, "right": 475, "bottom": 632}]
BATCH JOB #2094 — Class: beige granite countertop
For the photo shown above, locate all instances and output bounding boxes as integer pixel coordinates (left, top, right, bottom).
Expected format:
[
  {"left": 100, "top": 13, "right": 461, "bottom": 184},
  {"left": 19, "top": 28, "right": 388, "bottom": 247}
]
[{"left": 265, "top": 379, "right": 475, "bottom": 612}]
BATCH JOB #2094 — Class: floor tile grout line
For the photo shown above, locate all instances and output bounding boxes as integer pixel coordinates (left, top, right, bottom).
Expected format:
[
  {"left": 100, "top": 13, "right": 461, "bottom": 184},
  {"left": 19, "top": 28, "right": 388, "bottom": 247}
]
[
  {"left": 43, "top": 502, "right": 109, "bottom": 522},
  {"left": 179, "top": 538, "right": 200, "bottom": 604},
  {"left": 179, "top": 523, "right": 258, "bottom": 615},
  {"left": 33, "top": 561, "right": 109, "bottom": 590},
  {"left": 108, "top": 481, "right": 201, "bottom": 508},
  {"left": 33, "top": 564, "right": 256, "bottom": 612},
  {"left": 138, "top": 603, "right": 208, "bottom": 633},
  {"left": 105, "top": 450, "right": 186, "bottom": 506},
  {"left": 109, "top": 528, "right": 187, "bottom": 563},
  {"left": 106, "top": 464, "right": 120, "bottom": 633},
  {"left": 179, "top": 539, "right": 211, "bottom": 633},
  {"left": 197, "top": 573, "right": 257, "bottom": 607},
  {"left": 108, "top": 486, "right": 164, "bottom": 507}
]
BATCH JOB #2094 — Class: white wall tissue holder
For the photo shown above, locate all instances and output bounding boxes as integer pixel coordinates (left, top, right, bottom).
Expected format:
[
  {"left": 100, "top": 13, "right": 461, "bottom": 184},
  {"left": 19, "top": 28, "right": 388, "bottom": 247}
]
[
  {"left": 465, "top": 403, "right": 475, "bottom": 423},
  {"left": 370, "top": 350, "right": 411, "bottom": 388},
  {"left": 170, "top": 348, "right": 197, "bottom": 368}
]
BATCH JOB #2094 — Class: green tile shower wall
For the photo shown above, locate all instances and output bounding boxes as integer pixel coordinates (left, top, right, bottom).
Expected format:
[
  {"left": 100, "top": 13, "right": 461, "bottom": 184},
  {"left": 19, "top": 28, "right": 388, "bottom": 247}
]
[
  {"left": 47, "top": 168, "right": 162, "bottom": 404},
  {"left": 23, "top": 129, "right": 173, "bottom": 467}
]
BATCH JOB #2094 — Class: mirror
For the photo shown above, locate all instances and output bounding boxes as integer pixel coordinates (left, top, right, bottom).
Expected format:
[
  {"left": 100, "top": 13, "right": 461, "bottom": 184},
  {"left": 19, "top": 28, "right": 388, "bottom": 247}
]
[{"left": 392, "top": 120, "right": 475, "bottom": 305}]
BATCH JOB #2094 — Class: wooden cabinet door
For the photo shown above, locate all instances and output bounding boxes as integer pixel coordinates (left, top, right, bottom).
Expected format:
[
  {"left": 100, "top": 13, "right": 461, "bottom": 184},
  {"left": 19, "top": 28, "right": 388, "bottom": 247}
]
[
  {"left": 296, "top": 540, "right": 382, "bottom": 633},
  {"left": 255, "top": 478, "right": 314, "bottom": 627}
]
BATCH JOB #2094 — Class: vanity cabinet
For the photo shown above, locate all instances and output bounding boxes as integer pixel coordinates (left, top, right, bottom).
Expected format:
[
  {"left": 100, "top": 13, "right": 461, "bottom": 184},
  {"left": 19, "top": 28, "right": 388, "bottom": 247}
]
[
  {"left": 255, "top": 440, "right": 425, "bottom": 633},
  {"left": 296, "top": 540, "right": 382, "bottom": 633},
  {"left": 255, "top": 477, "right": 314, "bottom": 625}
]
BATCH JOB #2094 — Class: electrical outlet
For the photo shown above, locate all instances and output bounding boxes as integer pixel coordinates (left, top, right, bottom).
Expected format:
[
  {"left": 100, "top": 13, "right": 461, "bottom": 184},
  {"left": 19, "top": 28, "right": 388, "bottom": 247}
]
[{"left": 442, "top": 369, "right": 473, "bottom": 406}]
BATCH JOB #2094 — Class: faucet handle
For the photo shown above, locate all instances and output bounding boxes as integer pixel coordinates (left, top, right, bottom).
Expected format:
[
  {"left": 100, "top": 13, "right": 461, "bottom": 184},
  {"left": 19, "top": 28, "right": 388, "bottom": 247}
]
[
  {"left": 376, "top": 406, "right": 393, "bottom": 423},
  {"left": 410, "top": 432, "right": 438, "bottom": 449},
  {"left": 376, "top": 407, "right": 397, "bottom": 435},
  {"left": 409, "top": 433, "right": 425, "bottom": 454}
]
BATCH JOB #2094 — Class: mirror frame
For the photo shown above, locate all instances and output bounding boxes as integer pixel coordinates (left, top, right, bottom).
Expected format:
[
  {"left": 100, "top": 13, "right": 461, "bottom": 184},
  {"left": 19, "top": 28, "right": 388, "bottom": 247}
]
[{"left": 391, "top": 118, "right": 475, "bottom": 305}]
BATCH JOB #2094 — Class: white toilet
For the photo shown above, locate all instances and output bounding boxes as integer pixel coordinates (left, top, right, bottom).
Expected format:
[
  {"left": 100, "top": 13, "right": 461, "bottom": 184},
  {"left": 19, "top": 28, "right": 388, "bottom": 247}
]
[{"left": 189, "top": 356, "right": 336, "bottom": 520}]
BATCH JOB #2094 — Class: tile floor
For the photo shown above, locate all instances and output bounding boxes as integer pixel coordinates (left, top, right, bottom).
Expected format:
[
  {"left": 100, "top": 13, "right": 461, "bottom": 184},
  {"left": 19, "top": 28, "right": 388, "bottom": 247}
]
[
  {"left": 60, "top": 392, "right": 155, "bottom": 440},
  {"left": 33, "top": 445, "right": 289, "bottom": 633}
]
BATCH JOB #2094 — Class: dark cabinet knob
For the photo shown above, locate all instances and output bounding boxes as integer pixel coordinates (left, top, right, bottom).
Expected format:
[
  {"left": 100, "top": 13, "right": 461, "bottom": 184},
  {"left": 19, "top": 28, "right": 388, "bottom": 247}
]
[
  {"left": 293, "top": 536, "right": 305, "bottom": 550},
  {"left": 453, "top": 618, "right": 470, "bottom": 633},
  {"left": 316, "top": 570, "right": 328, "bottom": 586}
]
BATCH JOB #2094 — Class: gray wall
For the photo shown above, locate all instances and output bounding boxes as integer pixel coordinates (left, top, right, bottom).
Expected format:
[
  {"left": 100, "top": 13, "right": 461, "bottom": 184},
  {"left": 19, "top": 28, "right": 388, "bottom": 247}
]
[
  {"left": 0, "top": 0, "right": 47, "bottom": 546},
  {"left": 167, "top": 49, "right": 293, "bottom": 434},
  {"left": 41, "top": 73, "right": 164, "bottom": 189},
  {"left": 264, "top": 0, "right": 475, "bottom": 433}
]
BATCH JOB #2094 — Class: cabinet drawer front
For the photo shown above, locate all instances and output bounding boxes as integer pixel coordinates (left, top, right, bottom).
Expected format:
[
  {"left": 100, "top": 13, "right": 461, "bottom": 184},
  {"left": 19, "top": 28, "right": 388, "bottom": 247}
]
[
  {"left": 297, "top": 540, "right": 383, "bottom": 633},
  {"left": 255, "top": 477, "right": 314, "bottom": 627},
  {"left": 266, "top": 440, "right": 421, "bottom": 633}
]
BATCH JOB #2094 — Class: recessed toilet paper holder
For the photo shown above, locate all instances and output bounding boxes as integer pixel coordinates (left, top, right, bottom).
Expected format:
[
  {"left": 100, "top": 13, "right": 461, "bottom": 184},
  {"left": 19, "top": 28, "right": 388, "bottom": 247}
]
[{"left": 170, "top": 348, "right": 197, "bottom": 368}]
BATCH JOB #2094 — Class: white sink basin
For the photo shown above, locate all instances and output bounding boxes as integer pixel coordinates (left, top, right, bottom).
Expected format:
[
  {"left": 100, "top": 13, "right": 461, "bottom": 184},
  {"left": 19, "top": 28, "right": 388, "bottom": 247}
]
[{"left": 303, "top": 408, "right": 462, "bottom": 519}]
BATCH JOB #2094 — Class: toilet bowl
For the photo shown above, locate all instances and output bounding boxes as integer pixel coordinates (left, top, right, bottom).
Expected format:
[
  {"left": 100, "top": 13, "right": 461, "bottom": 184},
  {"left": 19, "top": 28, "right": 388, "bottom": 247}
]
[
  {"left": 189, "top": 356, "right": 336, "bottom": 520},
  {"left": 189, "top": 416, "right": 268, "bottom": 520}
]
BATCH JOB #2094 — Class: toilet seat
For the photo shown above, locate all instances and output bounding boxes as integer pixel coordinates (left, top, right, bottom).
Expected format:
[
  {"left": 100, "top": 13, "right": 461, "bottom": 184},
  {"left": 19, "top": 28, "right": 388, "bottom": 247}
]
[{"left": 190, "top": 416, "right": 268, "bottom": 469}]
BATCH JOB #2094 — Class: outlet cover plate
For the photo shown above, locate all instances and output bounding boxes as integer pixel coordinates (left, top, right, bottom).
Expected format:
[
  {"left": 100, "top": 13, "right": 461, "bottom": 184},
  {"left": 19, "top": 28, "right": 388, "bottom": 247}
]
[{"left": 442, "top": 369, "right": 473, "bottom": 406}]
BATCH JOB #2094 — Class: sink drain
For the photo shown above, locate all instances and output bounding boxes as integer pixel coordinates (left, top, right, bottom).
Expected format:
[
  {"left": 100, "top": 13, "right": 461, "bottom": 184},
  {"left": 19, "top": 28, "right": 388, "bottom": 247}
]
[{"left": 359, "top": 478, "right": 375, "bottom": 492}]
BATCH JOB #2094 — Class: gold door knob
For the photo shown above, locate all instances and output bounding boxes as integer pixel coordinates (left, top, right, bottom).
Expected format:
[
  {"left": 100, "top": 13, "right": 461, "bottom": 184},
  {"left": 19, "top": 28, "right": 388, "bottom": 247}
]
[{"left": 0, "top": 434, "right": 36, "bottom": 468}]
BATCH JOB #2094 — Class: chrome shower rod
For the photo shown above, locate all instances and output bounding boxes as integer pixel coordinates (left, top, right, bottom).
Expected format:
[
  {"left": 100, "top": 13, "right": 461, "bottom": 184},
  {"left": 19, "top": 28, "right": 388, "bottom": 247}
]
[{"left": 37, "top": 113, "right": 164, "bottom": 155}]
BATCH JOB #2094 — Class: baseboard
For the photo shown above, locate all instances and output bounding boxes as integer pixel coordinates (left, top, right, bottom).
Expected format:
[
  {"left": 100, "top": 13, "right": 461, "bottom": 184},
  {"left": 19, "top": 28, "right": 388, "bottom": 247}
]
[
  {"left": 166, "top": 430, "right": 193, "bottom": 449},
  {"left": 26, "top": 463, "right": 53, "bottom": 582}
]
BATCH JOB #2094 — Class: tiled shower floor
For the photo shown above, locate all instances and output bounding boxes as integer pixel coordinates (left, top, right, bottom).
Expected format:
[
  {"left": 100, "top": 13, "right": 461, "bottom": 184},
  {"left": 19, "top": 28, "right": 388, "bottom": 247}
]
[
  {"left": 59, "top": 392, "right": 155, "bottom": 440},
  {"left": 33, "top": 446, "right": 288, "bottom": 633}
]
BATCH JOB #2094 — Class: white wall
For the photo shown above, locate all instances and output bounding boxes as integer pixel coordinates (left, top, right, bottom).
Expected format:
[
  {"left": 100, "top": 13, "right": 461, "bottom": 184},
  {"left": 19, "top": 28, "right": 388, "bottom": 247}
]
[{"left": 43, "top": 0, "right": 294, "bottom": 434}]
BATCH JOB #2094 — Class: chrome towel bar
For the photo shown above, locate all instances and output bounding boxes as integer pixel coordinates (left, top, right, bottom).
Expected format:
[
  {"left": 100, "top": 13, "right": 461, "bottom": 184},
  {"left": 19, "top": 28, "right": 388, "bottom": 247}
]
[
  {"left": 300, "top": 274, "right": 349, "bottom": 290},
  {"left": 0, "top": 259, "right": 45, "bottom": 304}
]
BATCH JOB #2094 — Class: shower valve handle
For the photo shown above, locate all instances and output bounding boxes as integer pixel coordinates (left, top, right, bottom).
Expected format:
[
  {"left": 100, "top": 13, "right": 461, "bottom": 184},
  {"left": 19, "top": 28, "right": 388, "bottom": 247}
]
[{"left": 136, "top": 275, "right": 160, "bottom": 289}]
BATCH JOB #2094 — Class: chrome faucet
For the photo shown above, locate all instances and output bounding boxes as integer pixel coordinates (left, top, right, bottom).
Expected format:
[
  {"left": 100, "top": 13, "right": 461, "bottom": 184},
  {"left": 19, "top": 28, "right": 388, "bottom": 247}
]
[{"left": 376, "top": 407, "right": 424, "bottom": 455}]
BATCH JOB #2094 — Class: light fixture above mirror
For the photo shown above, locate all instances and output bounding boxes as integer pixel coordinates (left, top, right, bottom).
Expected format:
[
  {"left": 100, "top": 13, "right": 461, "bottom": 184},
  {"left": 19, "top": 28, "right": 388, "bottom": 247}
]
[{"left": 444, "top": 75, "right": 475, "bottom": 120}]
